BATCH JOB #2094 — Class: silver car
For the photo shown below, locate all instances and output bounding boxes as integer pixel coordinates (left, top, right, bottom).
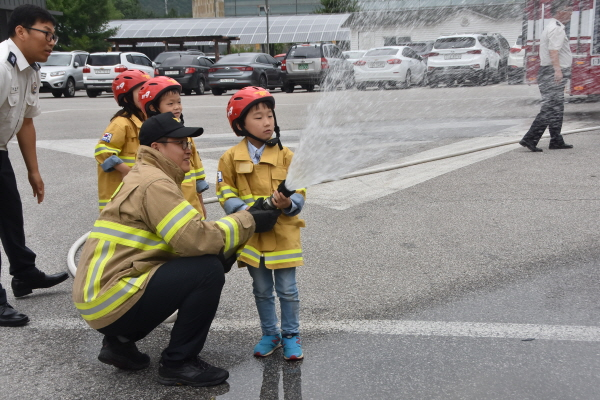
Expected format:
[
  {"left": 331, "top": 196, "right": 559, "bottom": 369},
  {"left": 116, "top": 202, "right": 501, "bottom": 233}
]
[
  {"left": 208, "top": 53, "right": 283, "bottom": 96},
  {"left": 39, "top": 51, "right": 88, "bottom": 98}
]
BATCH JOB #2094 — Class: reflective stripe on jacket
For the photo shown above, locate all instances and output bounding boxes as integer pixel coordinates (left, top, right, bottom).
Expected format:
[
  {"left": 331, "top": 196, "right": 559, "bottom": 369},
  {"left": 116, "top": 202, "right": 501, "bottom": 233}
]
[
  {"left": 181, "top": 140, "right": 207, "bottom": 219},
  {"left": 216, "top": 138, "right": 306, "bottom": 270},
  {"left": 74, "top": 145, "right": 255, "bottom": 329},
  {"left": 95, "top": 115, "right": 142, "bottom": 211}
]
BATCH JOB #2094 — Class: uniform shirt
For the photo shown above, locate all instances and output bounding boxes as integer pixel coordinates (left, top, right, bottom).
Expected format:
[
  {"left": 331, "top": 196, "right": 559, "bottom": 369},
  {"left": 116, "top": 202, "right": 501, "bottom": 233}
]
[
  {"left": 539, "top": 18, "right": 573, "bottom": 68},
  {"left": 0, "top": 39, "right": 42, "bottom": 151}
]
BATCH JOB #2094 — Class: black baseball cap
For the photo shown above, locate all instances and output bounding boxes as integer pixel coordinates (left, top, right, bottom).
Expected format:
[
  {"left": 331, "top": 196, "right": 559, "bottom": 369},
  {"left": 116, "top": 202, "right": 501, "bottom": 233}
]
[{"left": 139, "top": 112, "right": 203, "bottom": 146}]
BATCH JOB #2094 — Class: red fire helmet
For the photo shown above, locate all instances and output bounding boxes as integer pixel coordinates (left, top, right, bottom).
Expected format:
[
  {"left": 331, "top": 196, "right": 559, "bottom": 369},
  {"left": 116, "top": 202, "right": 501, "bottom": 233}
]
[
  {"left": 112, "top": 69, "right": 151, "bottom": 106},
  {"left": 226, "top": 86, "right": 275, "bottom": 135},
  {"left": 138, "top": 76, "right": 182, "bottom": 116}
]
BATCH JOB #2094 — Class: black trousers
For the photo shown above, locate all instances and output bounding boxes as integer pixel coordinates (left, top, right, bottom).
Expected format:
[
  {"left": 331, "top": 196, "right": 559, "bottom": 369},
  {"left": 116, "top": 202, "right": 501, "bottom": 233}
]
[
  {"left": 0, "top": 150, "right": 38, "bottom": 305},
  {"left": 98, "top": 255, "right": 225, "bottom": 364},
  {"left": 522, "top": 66, "right": 570, "bottom": 146}
]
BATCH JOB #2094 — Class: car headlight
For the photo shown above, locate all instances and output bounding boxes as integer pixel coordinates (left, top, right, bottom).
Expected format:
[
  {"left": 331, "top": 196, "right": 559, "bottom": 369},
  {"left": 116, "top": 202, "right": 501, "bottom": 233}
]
[{"left": 50, "top": 71, "right": 66, "bottom": 76}]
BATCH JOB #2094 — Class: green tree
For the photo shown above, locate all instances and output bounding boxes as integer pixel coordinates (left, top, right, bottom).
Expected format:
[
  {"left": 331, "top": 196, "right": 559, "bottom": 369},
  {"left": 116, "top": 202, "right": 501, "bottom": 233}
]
[
  {"left": 315, "top": 0, "right": 360, "bottom": 14},
  {"left": 47, "top": 0, "right": 119, "bottom": 52},
  {"left": 113, "top": 0, "right": 157, "bottom": 19}
]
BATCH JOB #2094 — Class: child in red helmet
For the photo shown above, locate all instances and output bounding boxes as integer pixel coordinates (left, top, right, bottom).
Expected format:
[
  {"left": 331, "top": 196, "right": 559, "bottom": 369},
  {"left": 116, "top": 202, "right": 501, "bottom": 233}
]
[
  {"left": 138, "top": 76, "right": 209, "bottom": 219},
  {"left": 217, "top": 86, "right": 307, "bottom": 360},
  {"left": 94, "top": 69, "right": 149, "bottom": 211}
]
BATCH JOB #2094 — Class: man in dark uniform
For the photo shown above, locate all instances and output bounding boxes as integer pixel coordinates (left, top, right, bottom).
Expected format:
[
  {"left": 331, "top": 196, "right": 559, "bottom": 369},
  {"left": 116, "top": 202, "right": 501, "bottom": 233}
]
[
  {"left": 0, "top": 5, "right": 68, "bottom": 327},
  {"left": 520, "top": 0, "right": 574, "bottom": 152}
]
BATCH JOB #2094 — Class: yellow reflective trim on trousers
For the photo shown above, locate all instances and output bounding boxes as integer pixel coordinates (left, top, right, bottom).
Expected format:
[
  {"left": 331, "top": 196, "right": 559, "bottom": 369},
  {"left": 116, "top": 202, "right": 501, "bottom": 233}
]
[
  {"left": 90, "top": 220, "right": 174, "bottom": 253},
  {"left": 75, "top": 274, "right": 149, "bottom": 320},
  {"left": 95, "top": 143, "right": 121, "bottom": 156},
  {"left": 214, "top": 216, "right": 240, "bottom": 255},
  {"left": 156, "top": 201, "right": 198, "bottom": 243}
]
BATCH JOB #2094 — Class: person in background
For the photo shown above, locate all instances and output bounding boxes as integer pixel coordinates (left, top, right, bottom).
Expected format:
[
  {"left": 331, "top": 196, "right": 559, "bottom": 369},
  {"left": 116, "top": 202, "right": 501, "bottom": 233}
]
[
  {"left": 95, "top": 69, "right": 149, "bottom": 211},
  {"left": 520, "top": 0, "right": 574, "bottom": 152},
  {"left": 138, "top": 76, "right": 209, "bottom": 218},
  {"left": 217, "top": 87, "right": 307, "bottom": 361},
  {"left": 0, "top": 4, "right": 68, "bottom": 327}
]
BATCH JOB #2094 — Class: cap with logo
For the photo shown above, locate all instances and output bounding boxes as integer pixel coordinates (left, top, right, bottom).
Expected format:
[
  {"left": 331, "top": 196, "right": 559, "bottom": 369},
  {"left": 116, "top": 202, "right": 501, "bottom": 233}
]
[{"left": 139, "top": 112, "right": 203, "bottom": 146}]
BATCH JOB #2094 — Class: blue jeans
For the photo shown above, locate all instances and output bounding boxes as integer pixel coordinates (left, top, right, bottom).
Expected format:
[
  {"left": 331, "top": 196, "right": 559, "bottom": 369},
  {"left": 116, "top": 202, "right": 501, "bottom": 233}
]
[{"left": 247, "top": 261, "right": 300, "bottom": 337}]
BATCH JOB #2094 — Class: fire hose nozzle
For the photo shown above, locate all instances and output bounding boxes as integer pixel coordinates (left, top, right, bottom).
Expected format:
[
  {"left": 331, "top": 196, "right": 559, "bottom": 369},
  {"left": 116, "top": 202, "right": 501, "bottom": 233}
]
[{"left": 261, "top": 180, "right": 295, "bottom": 210}]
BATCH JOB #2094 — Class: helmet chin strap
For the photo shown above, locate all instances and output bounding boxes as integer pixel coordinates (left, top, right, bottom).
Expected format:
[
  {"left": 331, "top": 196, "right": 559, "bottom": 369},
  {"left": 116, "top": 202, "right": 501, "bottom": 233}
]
[{"left": 239, "top": 114, "right": 283, "bottom": 150}]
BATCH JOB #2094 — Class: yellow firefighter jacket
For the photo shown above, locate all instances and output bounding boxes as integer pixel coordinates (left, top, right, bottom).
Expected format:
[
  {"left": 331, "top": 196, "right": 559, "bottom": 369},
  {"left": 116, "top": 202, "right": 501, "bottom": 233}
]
[
  {"left": 95, "top": 115, "right": 142, "bottom": 211},
  {"left": 216, "top": 138, "right": 305, "bottom": 270},
  {"left": 74, "top": 145, "right": 255, "bottom": 329},
  {"left": 181, "top": 140, "right": 207, "bottom": 219}
]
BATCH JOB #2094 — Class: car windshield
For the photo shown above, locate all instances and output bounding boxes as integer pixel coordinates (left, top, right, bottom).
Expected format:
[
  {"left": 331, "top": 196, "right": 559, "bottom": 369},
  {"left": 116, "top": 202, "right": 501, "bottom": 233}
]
[
  {"left": 155, "top": 52, "right": 184, "bottom": 64},
  {"left": 162, "top": 55, "right": 198, "bottom": 66},
  {"left": 40, "top": 54, "right": 71, "bottom": 66},
  {"left": 88, "top": 54, "right": 121, "bottom": 66},
  {"left": 287, "top": 46, "right": 321, "bottom": 59},
  {"left": 434, "top": 37, "right": 476, "bottom": 49},
  {"left": 216, "top": 54, "right": 256, "bottom": 64},
  {"left": 365, "top": 48, "right": 399, "bottom": 56}
]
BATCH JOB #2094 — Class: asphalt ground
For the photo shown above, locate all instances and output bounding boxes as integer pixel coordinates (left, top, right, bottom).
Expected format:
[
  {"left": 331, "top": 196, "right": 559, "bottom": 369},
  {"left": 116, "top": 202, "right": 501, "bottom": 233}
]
[{"left": 1, "top": 83, "right": 599, "bottom": 399}]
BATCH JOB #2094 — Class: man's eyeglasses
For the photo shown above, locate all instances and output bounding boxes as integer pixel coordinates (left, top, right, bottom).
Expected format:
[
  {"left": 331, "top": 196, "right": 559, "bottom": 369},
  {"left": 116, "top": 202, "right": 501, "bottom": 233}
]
[
  {"left": 25, "top": 27, "right": 59, "bottom": 44},
  {"left": 156, "top": 139, "right": 192, "bottom": 150}
]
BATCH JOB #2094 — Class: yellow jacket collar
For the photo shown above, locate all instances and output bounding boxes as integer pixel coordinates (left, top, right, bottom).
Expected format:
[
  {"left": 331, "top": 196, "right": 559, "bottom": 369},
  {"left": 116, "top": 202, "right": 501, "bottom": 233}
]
[{"left": 233, "top": 138, "right": 279, "bottom": 166}]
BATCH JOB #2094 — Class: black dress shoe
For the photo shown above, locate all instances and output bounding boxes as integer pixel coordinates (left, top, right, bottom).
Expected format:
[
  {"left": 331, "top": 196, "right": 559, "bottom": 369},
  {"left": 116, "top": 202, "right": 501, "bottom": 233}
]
[
  {"left": 158, "top": 357, "right": 229, "bottom": 387},
  {"left": 98, "top": 336, "right": 150, "bottom": 370},
  {"left": 519, "top": 140, "right": 543, "bottom": 152},
  {"left": 549, "top": 142, "right": 573, "bottom": 149},
  {"left": 0, "top": 303, "right": 29, "bottom": 327},
  {"left": 11, "top": 271, "right": 69, "bottom": 298}
]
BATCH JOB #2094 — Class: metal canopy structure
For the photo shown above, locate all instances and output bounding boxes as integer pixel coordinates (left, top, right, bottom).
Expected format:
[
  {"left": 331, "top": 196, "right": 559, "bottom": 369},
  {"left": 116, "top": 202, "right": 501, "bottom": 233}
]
[{"left": 106, "top": 14, "right": 351, "bottom": 47}]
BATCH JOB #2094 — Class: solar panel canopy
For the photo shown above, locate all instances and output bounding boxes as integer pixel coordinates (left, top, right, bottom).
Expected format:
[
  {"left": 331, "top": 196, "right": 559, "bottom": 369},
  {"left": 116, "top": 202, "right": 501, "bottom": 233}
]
[{"left": 107, "top": 14, "right": 351, "bottom": 46}]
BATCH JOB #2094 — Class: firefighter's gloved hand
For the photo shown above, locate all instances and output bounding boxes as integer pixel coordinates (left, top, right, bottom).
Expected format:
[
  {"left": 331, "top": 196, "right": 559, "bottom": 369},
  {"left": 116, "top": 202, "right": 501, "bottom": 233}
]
[{"left": 248, "top": 198, "right": 281, "bottom": 233}]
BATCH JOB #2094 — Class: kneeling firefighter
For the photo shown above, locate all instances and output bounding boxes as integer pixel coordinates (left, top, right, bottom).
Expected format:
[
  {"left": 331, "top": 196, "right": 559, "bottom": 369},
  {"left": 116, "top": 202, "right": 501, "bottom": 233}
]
[{"left": 72, "top": 112, "right": 280, "bottom": 387}]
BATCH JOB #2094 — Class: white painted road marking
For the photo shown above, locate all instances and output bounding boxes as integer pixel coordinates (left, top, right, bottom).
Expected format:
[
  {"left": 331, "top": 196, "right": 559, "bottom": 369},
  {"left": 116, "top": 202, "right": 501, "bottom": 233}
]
[{"left": 19, "top": 318, "right": 600, "bottom": 342}]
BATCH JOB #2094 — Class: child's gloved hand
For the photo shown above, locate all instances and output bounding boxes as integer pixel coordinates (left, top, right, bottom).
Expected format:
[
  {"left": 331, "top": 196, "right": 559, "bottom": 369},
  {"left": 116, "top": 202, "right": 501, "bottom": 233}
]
[{"left": 247, "top": 198, "right": 281, "bottom": 233}]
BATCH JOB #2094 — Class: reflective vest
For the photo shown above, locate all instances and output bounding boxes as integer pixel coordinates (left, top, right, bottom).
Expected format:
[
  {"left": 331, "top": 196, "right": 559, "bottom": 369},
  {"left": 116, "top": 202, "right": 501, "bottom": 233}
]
[
  {"left": 95, "top": 115, "right": 142, "bottom": 211},
  {"left": 216, "top": 138, "right": 306, "bottom": 270},
  {"left": 74, "top": 145, "right": 255, "bottom": 329}
]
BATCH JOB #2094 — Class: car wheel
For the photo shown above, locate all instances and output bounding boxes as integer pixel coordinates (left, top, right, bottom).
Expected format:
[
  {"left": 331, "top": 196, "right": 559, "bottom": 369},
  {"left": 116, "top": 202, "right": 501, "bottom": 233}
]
[
  {"left": 420, "top": 72, "right": 428, "bottom": 87},
  {"left": 183, "top": 88, "right": 192, "bottom": 95},
  {"left": 86, "top": 89, "right": 101, "bottom": 98},
  {"left": 259, "top": 75, "right": 267, "bottom": 89},
  {"left": 305, "top": 84, "right": 315, "bottom": 92},
  {"left": 356, "top": 83, "right": 367, "bottom": 91},
  {"left": 63, "top": 78, "right": 76, "bottom": 97},
  {"left": 51, "top": 90, "right": 62, "bottom": 98},
  {"left": 212, "top": 88, "right": 224, "bottom": 96},
  {"left": 283, "top": 83, "right": 295, "bottom": 93},
  {"left": 402, "top": 70, "right": 412, "bottom": 89},
  {"left": 344, "top": 73, "right": 355, "bottom": 90},
  {"left": 195, "top": 79, "right": 205, "bottom": 95},
  {"left": 478, "top": 62, "right": 489, "bottom": 86}
]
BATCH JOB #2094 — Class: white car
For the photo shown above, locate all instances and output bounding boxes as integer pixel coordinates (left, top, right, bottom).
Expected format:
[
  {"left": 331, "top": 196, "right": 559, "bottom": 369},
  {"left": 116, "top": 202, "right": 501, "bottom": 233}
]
[
  {"left": 353, "top": 46, "right": 427, "bottom": 90},
  {"left": 426, "top": 34, "right": 501, "bottom": 87},
  {"left": 39, "top": 50, "right": 88, "bottom": 98},
  {"left": 507, "top": 35, "right": 525, "bottom": 84},
  {"left": 343, "top": 50, "right": 367, "bottom": 65},
  {"left": 83, "top": 52, "right": 155, "bottom": 98}
]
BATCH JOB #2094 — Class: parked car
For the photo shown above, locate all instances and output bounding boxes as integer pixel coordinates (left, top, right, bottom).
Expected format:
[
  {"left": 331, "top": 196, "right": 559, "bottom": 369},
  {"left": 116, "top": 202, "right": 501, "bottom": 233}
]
[
  {"left": 398, "top": 41, "right": 434, "bottom": 57},
  {"left": 39, "top": 50, "right": 88, "bottom": 97},
  {"left": 154, "top": 55, "right": 213, "bottom": 95},
  {"left": 507, "top": 35, "right": 525, "bottom": 84},
  {"left": 353, "top": 46, "right": 427, "bottom": 90},
  {"left": 208, "top": 52, "right": 283, "bottom": 96},
  {"left": 282, "top": 43, "right": 354, "bottom": 92},
  {"left": 154, "top": 50, "right": 205, "bottom": 66},
  {"left": 426, "top": 34, "right": 501, "bottom": 87},
  {"left": 274, "top": 53, "right": 287, "bottom": 62},
  {"left": 83, "top": 52, "right": 155, "bottom": 97},
  {"left": 343, "top": 50, "right": 368, "bottom": 64}
]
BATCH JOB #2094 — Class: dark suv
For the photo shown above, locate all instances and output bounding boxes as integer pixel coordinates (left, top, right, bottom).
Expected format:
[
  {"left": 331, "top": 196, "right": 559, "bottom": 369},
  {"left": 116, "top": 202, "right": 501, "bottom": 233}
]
[{"left": 282, "top": 43, "right": 354, "bottom": 92}]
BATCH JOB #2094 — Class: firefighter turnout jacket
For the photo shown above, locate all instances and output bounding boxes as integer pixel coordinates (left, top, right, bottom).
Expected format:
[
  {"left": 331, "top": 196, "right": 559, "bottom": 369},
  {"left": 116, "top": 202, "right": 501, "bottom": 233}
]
[
  {"left": 216, "top": 138, "right": 306, "bottom": 270},
  {"left": 74, "top": 145, "right": 255, "bottom": 329},
  {"left": 95, "top": 115, "right": 142, "bottom": 211},
  {"left": 181, "top": 140, "right": 208, "bottom": 219}
]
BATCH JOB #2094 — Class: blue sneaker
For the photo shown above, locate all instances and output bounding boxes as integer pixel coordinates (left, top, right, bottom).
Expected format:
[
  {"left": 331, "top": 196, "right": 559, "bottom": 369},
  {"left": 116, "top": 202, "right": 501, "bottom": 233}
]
[
  {"left": 253, "top": 334, "right": 282, "bottom": 357},
  {"left": 282, "top": 335, "right": 304, "bottom": 360}
]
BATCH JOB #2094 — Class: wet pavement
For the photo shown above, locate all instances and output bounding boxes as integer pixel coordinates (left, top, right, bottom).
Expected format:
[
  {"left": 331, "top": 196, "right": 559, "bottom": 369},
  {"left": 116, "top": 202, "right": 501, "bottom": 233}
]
[{"left": 1, "top": 85, "right": 600, "bottom": 399}]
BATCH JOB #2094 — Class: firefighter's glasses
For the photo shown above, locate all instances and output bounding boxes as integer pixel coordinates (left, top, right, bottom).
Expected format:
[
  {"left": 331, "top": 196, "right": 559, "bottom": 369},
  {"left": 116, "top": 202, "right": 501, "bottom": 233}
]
[
  {"left": 156, "top": 139, "right": 192, "bottom": 150},
  {"left": 25, "top": 26, "right": 59, "bottom": 44}
]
